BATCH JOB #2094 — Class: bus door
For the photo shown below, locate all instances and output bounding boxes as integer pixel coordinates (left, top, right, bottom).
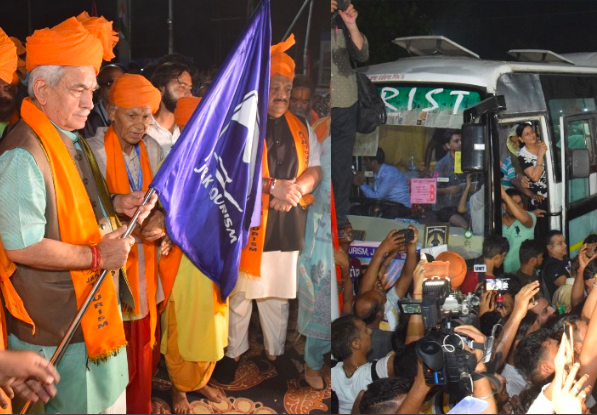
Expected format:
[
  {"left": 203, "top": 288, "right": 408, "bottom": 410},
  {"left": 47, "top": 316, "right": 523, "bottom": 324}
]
[{"left": 559, "top": 113, "right": 594, "bottom": 257}]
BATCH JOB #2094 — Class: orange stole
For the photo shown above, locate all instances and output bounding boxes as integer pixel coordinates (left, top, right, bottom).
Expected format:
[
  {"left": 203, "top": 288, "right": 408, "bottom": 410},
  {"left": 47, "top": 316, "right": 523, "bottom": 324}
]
[
  {"left": 103, "top": 126, "right": 159, "bottom": 348},
  {"left": 239, "top": 111, "right": 312, "bottom": 279},
  {"left": 312, "top": 115, "right": 331, "bottom": 144},
  {"left": 15, "top": 98, "right": 126, "bottom": 361}
]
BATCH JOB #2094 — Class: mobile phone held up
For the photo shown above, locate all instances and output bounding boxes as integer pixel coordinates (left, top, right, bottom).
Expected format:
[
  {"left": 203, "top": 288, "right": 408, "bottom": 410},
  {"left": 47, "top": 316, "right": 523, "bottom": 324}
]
[
  {"left": 393, "top": 228, "right": 415, "bottom": 244},
  {"left": 485, "top": 278, "right": 509, "bottom": 292},
  {"left": 336, "top": 0, "right": 351, "bottom": 11}
]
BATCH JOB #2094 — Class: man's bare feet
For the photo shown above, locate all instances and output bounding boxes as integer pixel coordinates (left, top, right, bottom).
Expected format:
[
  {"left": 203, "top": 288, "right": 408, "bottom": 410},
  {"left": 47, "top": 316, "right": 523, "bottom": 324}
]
[
  {"left": 265, "top": 351, "right": 277, "bottom": 361},
  {"left": 151, "top": 400, "right": 170, "bottom": 414},
  {"left": 197, "top": 384, "right": 226, "bottom": 403},
  {"left": 172, "top": 388, "right": 192, "bottom": 414}
]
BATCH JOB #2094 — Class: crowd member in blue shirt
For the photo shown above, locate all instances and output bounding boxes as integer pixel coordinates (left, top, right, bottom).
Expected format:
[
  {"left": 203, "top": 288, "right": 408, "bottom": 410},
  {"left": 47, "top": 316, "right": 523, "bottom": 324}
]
[{"left": 351, "top": 147, "right": 412, "bottom": 218}]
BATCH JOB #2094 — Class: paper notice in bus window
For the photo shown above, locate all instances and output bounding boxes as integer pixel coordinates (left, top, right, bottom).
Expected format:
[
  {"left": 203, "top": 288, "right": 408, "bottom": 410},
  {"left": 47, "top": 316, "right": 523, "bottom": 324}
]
[
  {"left": 411, "top": 178, "right": 437, "bottom": 204},
  {"left": 454, "top": 151, "right": 463, "bottom": 174}
]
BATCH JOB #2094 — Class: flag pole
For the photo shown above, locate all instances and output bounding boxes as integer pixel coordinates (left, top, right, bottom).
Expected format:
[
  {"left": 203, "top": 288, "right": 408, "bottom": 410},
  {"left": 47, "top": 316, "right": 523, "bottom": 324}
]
[
  {"left": 282, "top": 0, "right": 311, "bottom": 42},
  {"left": 20, "top": 188, "right": 156, "bottom": 415}
]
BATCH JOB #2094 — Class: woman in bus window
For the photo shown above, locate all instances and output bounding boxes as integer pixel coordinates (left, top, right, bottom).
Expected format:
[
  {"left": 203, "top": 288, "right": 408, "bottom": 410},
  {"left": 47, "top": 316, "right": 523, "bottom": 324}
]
[{"left": 517, "top": 122, "right": 548, "bottom": 240}]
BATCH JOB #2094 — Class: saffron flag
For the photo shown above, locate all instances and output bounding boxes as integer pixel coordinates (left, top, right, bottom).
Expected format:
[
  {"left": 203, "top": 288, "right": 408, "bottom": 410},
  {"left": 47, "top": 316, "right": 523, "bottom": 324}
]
[{"left": 150, "top": 0, "right": 271, "bottom": 299}]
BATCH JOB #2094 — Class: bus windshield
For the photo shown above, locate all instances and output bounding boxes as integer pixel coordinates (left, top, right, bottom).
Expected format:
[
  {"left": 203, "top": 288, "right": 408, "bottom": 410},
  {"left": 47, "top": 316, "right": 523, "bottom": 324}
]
[{"left": 349, "top": 84, "right": 489, "bottom": 263}]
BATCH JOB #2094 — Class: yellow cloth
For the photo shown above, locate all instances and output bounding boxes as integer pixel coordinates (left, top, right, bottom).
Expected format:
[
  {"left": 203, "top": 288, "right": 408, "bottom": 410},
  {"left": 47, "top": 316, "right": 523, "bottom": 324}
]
[
  {"left": 163, "top": 300, "right": 216, "bottom": 392},
  {"left": 110, "top": 74, "right": 162, "bottom": 114},
  {"left": 160, "top": 255, "right": 228, "bottom": 363},
  {"left": 0, "top": 27, "right": 17, "bottom": 84},
  {"left": 270, "top": 34, "right": 295, "bottom": 81}
]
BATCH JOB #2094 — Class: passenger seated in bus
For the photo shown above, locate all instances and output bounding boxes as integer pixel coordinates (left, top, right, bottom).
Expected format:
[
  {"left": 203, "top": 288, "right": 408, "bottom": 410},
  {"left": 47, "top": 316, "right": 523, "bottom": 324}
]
[
  {"left": 433, "top": 129, "right": 468, "bottom": 227},
  {"left": 516, "top": 122, "right": 549, "bottom": 240},
  {"left": 351, "top": 147, "right": 412, "bottom": 218}
]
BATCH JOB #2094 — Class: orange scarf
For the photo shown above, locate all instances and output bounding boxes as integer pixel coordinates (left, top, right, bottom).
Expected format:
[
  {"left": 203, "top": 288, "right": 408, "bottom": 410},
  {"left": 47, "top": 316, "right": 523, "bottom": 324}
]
[
  {"left": 239, "top": 111, "right": 313, "bottom": 279},
  {"left": 312, "top": 115, "right": 331, "bottom": 144},
  {"left": 103, "top": 125, "right": 160, "bottom": 348},
  {"left": 4, "top": 98, "right": 127, "bottom": 362},
  {"left": 0, "top": 239, "right": 17, "bottom": 349}
]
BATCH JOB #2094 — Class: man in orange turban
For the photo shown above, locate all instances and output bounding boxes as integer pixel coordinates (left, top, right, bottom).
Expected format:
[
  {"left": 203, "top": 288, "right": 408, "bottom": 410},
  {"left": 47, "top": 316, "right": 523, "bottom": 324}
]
[
  {"left": 213, "top": 34, "right": 323, "bottom": 384},
  {"left": 0, "top": 28, "right": 18, "bottom": 138},
  {"left": 0, "top": 15, "right": 159, "bottom": 414},
  {"left": 88, "top": 74, "right": 165, "bottom": 414}
]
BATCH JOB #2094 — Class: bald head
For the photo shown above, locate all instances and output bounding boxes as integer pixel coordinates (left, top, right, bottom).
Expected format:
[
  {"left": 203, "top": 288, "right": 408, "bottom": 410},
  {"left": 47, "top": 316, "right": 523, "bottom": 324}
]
[{"left": 354, "top": 290, "right": 385, "bottom": 327}]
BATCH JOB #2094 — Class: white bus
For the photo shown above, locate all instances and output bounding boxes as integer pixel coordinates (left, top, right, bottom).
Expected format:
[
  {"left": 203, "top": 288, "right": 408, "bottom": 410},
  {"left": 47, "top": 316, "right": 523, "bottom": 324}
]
[{"left": 349, "top": 36, "right": 596, "bottom": 260}]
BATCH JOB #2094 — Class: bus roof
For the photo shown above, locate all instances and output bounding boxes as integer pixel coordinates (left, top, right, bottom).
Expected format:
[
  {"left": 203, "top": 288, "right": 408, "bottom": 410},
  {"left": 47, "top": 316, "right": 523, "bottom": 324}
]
[{"left": 362, "top": 55, "right": 597, "bottom": 93}]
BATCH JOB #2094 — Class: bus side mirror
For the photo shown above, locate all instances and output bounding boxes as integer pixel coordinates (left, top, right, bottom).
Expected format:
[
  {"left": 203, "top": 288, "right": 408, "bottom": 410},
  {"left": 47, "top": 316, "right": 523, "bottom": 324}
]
[
  {"left": 570, "top": 148, "right": 590, "bottom": 179},
  {"left": 461, "top": 124, "right": 486, "bottom": 172}
]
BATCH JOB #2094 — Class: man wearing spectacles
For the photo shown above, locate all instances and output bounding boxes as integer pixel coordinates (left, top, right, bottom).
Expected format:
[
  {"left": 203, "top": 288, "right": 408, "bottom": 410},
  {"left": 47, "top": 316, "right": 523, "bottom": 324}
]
[
  {"left": 542, "top": 230, "right": 571, "bottom": 302},
  {"left": 149, "top": 61, "right": 194, "bottom": 156},
  {"left": 81, "top": 63, "right": 124, "bottom": 138}
]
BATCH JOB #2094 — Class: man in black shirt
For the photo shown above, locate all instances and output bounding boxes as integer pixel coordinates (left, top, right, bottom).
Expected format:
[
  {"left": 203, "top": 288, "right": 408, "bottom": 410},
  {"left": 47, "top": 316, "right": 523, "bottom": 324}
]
[{"left": 542, "top": 230, "right": 571, "bottom": 302}]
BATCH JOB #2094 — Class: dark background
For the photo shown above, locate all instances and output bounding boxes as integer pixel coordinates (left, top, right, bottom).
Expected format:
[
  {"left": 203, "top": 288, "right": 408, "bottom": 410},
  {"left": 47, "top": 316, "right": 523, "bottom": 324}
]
[
  {"left": 0, "top": 0, "right": 329, "bottom": 84},
  {"left": 351, "top": 0, "right": 597, "bottom": 65}
]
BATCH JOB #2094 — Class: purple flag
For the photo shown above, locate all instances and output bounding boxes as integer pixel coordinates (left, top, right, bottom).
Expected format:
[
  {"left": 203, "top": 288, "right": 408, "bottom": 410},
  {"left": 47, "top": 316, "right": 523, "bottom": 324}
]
[{"left": 150, "top": 0, "right": 271, "bottom": 299}]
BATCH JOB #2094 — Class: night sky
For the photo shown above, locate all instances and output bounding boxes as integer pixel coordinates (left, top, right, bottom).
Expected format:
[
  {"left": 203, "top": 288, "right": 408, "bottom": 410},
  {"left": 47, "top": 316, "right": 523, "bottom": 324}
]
[
  {"left": 0, "top": 0, "right": 329, "bottom": 83},
  {"left": 352, "top": 0, "right": 597, "bottom": 62},
  {"left": 417, "top": 1, "right": 597, "bottom": 61}
]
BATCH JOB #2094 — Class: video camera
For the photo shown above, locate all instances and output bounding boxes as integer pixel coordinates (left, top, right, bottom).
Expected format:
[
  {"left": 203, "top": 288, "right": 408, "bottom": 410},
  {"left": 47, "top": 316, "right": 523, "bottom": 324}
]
[
  {"left": 398, "top": 268, "right": 480, "bottom": 330},
  {"left": 398, "top": 261, "right": 494, "bottom": 398}
]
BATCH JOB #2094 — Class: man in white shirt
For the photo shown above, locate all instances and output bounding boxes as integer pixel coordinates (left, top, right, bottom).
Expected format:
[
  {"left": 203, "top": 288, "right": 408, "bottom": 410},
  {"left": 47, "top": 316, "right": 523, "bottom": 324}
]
[
  {"left": 148, "top": 61, "right": 193, "bottom": 156},
  {"left": 331, "top": 314, "right": 395, "bottom": 414}
]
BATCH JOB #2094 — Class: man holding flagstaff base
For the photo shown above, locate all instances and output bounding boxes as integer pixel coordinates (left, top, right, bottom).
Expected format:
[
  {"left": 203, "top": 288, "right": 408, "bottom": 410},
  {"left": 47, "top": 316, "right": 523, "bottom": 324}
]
[
  {"left": 0, "top": 15, "right": 157, "bottom": 414},
  {"left": 88, "top": 73, "right": 166, "bottom": 414},
  {"left": 215, "top": 34, "right": 322, "bottom": 382}
]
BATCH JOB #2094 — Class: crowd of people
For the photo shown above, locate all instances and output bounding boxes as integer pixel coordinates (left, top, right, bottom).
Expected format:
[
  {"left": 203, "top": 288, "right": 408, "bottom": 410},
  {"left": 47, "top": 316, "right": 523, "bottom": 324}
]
[
  {"left": 329, "top": 2, "right": 597, "bottom": 412},
  {"left": 331, "top": 219, "right": 597, "bottom": 414},
  {"left": 0, "top": 8, "right": 332, "bottom": 414}
]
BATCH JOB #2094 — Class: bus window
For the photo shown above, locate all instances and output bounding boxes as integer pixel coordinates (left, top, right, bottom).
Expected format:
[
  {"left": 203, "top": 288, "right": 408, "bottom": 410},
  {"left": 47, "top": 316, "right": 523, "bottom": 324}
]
[
  {"left": 566, "top": 119, "right": 592, "bottom": 204},
  {"left": 540, "top": 74, "right": 597, "bottom": 181},
  {"left": 350, "top": 124, "right": 488, "bottom": 261}
]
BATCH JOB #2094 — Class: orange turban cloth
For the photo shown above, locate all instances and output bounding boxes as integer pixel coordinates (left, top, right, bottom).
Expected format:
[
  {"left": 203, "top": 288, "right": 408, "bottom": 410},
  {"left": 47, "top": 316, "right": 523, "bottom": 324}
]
[
  {"left": 270, "top": 33, "right": 295, "bottom": 81},
  {"left": 0, "top": 28, "right": 17, "bottom": 85},
  {"left": 9, "top": 37, "right": 26, "bottom": 84},
  {"left": 76, "top": 12, "right": 119, "bottom": 62},
  {"left": 174, "top": 96, "right": 202, "bottom": 128},
  {"left": 26, "top": 16, "right": 116, "bottom": 73},
  {"left": 109, "top": 74, "right": 162, "bottom": 114}
]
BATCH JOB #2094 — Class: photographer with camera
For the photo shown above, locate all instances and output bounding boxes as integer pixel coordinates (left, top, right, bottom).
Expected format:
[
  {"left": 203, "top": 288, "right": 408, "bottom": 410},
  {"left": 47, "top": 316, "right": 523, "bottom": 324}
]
[
  {"left": 331, "top": 314, "right": 396, "bottom": 414},
  {"left": 353, "top": 226, "right": 417, "bottom": 359},
  {"left": 331, "top": 0, "right": 369, "bottom": 239}
]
